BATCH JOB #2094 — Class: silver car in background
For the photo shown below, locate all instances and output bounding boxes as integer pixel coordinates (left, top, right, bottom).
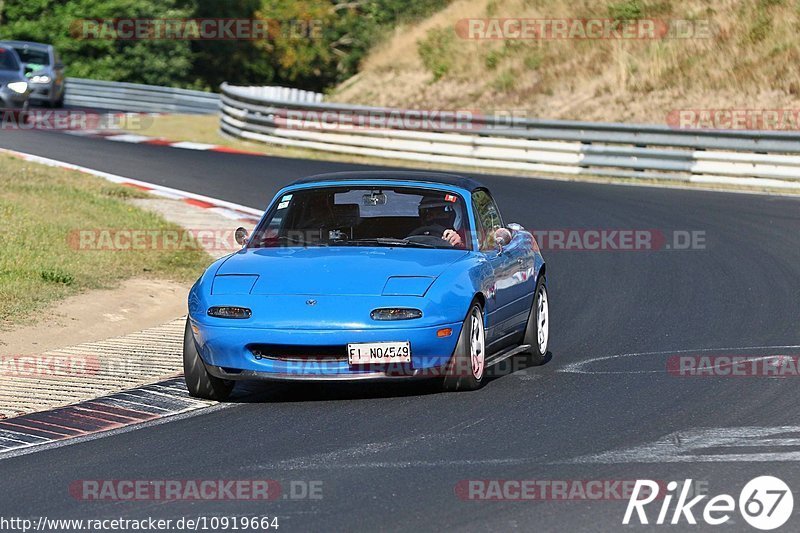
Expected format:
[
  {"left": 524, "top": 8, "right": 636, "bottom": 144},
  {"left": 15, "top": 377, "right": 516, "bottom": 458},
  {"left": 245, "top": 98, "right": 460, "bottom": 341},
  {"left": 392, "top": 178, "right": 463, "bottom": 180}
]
[
  {"left": 0, "top": 45, "right": 31, "bottom": 118},
  {"left": 0, "top": 40, "right": 64, "bottom": 108}
]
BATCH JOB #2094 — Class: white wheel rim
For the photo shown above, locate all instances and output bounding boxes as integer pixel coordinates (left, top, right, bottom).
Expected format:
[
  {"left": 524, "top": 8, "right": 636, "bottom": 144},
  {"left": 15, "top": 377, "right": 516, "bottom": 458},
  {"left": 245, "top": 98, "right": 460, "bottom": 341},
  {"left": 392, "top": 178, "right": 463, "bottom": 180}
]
[
  {"left": 470, "top": 307, "right": 485, "bottom": 380},
  {"left": 537, "top": 286, "right": 549, "bottom": 354}
]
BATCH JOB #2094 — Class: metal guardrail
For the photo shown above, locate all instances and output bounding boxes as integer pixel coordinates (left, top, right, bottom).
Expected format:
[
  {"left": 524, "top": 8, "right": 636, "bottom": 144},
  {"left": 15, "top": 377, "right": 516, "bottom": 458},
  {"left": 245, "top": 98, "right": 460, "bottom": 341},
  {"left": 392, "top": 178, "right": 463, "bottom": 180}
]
[
  {"left": 64, "top": 78, "right": 220, "bottom": 114},
  {"left": 220, "top": 82, "right": 800, "bottom": 189}
]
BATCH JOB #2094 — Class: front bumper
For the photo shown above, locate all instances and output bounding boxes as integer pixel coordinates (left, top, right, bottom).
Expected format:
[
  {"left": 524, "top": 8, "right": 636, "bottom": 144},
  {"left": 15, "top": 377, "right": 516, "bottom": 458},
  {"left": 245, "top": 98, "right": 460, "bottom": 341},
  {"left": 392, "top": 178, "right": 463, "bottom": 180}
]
[
  {"left": 28, "top": 82, "right": 58, "bottom": 103},
  {"left": 191, "top": 320, "right": 463, "bottom": 381},
  {"left": 206, "top": 366, "right": 438, "bottom": 382},
  {"left": 0, "top": 90, "right": 28, "bottom": 110}
]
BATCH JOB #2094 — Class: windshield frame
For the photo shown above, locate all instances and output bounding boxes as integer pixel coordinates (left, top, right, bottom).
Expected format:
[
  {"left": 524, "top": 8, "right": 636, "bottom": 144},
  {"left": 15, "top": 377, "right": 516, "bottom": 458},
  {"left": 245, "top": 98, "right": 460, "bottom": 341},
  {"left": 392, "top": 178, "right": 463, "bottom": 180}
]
[
  {"left": 13, "top": 47, "right": 50, "bottom": 66},
  {"left": 248, "top": 183, "right": 474, "bottom": 251},
  {"left": 0, "top": 47, "right": 21, "bottom": 71}
]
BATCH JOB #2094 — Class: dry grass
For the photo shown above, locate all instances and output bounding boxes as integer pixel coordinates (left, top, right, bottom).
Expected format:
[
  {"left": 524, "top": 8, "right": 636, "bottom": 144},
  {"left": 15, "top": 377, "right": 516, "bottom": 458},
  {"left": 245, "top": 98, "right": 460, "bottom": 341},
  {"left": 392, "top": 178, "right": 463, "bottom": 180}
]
[{"left": 332, "top": 0, "right": 800, "bottom": 123}]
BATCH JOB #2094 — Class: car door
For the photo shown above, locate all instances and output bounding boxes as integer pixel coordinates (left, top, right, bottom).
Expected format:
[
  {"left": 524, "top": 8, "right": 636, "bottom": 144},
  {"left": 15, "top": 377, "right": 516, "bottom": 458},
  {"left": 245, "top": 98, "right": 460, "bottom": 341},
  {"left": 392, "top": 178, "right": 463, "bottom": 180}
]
[
  {"left": 498, "top": 226, "right": 537, "bottom": 333},
  {"left": 472, "top": 189, "right": 519, "bottom": 351}
]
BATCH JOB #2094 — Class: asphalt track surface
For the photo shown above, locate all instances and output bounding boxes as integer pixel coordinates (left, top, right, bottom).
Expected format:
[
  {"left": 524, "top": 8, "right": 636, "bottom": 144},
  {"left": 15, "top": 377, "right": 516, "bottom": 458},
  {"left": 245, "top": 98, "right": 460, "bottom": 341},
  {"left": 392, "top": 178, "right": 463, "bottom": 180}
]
[{"left": 1, "top": 128, "right": 800, "bottom": 532}]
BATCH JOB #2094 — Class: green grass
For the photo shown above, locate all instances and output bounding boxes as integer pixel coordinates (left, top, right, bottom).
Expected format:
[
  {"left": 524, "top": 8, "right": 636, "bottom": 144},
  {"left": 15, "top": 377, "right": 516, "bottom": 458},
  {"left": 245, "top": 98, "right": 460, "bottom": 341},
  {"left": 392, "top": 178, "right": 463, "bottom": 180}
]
[
  {"left": 0, "top": 155, "right": 212, "bottom": 328},
  {"left": 417, "top": 26, "right": 457, "bottom": 81}
]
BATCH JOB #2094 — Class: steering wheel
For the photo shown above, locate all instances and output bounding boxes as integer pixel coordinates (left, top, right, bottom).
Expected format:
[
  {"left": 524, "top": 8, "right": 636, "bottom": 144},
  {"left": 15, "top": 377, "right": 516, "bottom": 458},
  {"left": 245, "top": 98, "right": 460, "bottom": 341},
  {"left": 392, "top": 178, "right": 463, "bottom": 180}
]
[{"left": 406, "top": 225, "right": 454, "bottom": 247}]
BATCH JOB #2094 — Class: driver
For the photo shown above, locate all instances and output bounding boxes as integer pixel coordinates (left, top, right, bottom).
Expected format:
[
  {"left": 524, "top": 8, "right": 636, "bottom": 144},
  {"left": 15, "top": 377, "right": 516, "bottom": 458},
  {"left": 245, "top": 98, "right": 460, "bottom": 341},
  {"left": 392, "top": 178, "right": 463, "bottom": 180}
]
[{"left": 416, "top": 195, "right": 464, "bottom": 247}]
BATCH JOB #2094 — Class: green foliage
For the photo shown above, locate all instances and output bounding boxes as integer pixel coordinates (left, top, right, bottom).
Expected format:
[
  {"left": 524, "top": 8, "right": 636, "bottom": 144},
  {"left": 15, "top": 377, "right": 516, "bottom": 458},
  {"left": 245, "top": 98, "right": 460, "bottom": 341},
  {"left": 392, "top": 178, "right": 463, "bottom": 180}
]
[
  {"left": 485, "top": 50, "right": 500, "bottom": 70},
  {"left": 523, "top": 51, "right": 543, "bottom": 70},
  {"left": 492, "top": 70, "right": 516, "bottom": 92},
  {"left": 260, "top": 0, "right": 451, "bottom": 90},
  {"left": 40, "top": 269, "right": 74, "bottom": 285},
  {"left": 417, "top": 27, "right": 455, "bottom": 81},
  {"left": 190, "top": 0, "right": 273, "bottom": 88},
  {"left": 607, "top": 0, "right": 644, "bottom": 20},
  {"left": 749, "top": 10, "right": 772, "bottom": 42},
  {"left": 748, "top": 0, "right": 782, "bottom": 43},
  {"left": 0, "top": 0, "right": 197, "bottom": 87},
  {"left": 0, "top": 0, "right": 452, "bottom": 92}
]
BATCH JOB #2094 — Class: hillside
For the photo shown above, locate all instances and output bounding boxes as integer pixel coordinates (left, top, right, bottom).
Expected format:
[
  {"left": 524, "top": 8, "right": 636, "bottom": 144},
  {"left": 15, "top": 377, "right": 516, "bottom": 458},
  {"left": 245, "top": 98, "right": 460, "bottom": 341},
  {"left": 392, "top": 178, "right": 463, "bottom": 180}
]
[{"left": 331, "top": 0, "right": 800, "bottom": 124}]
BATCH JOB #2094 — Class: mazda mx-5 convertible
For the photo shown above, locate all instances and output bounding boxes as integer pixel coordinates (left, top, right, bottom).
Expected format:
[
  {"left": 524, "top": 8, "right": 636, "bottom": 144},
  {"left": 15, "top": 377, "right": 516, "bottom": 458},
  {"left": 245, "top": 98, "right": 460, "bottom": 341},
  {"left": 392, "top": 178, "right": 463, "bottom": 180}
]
[{"left": 184, "top": 171, "right": 549, "bottom": 400}]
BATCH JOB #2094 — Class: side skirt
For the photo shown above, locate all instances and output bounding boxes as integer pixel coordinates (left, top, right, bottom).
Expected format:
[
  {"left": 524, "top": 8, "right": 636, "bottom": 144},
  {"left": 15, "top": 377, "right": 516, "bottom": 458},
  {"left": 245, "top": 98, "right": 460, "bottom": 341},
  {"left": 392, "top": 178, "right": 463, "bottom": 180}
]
[{"left": 485, "top": 344, "right": 531, "bottom": 368}]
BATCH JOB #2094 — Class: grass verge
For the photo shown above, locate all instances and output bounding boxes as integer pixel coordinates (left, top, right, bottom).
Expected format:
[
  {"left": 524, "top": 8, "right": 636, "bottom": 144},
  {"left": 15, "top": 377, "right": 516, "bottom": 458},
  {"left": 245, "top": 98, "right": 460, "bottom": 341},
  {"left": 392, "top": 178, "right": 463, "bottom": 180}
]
[{"left": 0, "top": 154, "right": 211, "bottom": 329}]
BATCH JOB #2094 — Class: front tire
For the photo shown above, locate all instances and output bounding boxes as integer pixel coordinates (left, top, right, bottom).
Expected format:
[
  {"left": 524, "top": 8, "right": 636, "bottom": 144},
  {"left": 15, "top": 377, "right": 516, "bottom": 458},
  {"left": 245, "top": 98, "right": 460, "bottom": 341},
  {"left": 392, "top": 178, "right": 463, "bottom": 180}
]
[
  {"left": 183, "top": 319, "right": 234, "bottom": 401},
  {"left": 443, "top": 301, "right": 486, "bottom": 391},
  {"left": 523, "top": 277, "right": 550, "bottom": 365}
]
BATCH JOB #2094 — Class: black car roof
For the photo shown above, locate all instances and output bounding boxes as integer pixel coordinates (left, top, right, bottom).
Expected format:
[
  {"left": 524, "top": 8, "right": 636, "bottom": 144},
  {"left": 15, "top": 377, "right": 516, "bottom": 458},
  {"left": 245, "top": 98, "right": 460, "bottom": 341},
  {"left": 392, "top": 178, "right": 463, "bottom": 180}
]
[{"left": 289, "top": 171, "right": 486, "bottom": 192}]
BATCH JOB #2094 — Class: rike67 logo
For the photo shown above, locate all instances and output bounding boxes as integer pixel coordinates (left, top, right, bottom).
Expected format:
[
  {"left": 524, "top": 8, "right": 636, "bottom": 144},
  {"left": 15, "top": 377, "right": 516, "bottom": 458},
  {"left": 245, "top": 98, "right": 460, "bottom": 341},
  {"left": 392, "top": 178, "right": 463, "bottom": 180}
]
[{"left": 623, "top": 477, "right": 793, "bottom": 530}]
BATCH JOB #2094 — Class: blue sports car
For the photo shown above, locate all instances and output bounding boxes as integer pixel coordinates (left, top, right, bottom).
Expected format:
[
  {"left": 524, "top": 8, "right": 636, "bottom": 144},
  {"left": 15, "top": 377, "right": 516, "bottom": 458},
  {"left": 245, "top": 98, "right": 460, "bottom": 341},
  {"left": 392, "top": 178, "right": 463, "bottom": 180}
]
[{"left": 184, "top": 171, "right": 549, "bottom": 399}]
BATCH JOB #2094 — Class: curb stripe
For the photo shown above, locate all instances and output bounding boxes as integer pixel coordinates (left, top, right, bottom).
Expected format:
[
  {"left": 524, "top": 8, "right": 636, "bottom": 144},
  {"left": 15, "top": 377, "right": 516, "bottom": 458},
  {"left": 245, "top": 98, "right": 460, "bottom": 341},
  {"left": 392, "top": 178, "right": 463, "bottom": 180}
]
[
  {"left": 183, "top": 198, "right": 216, "bottom": 209},
  {"left": 0, "top": 378, "right": 213, "bottom": 455},
  {"left": 64, "top": 128, "right": 263, "bottom": 156}
]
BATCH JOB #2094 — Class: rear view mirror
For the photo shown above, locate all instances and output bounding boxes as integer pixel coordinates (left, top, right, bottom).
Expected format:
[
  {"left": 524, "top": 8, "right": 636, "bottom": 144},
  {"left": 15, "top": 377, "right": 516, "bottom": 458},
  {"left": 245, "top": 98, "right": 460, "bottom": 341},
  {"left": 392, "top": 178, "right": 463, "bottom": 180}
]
[
  {"left": 234, "top": 227, "right": 250, "bottom": 247},
  {"left": 363, "top": 192, "right": 387, "bottom": 206}
]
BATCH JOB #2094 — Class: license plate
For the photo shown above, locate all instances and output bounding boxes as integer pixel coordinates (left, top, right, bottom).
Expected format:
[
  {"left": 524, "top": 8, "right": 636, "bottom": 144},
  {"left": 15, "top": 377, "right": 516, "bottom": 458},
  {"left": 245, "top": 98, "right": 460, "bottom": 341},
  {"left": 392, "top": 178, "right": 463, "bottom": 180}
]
[{"left": 347, "top": 341, "right": 411, "bottom": 365}]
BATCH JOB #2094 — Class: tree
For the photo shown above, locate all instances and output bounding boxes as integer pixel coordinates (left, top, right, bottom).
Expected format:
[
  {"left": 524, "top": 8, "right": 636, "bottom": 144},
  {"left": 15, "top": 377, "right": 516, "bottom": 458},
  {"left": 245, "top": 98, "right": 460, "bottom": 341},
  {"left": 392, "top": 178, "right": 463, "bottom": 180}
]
[{"left": 1, "top": 0, "right": 196, "bottom": 87}]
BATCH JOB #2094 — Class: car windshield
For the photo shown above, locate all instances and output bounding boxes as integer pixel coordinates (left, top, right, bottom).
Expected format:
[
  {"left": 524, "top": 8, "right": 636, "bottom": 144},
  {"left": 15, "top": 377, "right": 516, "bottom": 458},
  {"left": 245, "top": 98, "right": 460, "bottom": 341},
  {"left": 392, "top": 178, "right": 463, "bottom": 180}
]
[
  {"left": 0, "top": 47, "right": 20, "bottom": 70},
  {"left": 248, "top": 185, "right": 472, "bottom": 250},
  {"left": 13, "top": 47, "right": 49, "bottom": 66}
]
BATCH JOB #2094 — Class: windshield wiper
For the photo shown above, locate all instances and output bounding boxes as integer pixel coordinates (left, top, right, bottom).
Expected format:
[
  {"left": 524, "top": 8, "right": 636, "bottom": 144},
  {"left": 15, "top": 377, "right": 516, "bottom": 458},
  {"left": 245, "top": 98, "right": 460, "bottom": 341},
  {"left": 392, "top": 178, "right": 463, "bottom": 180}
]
[
  {"left": 346, "top": 238, "right": 436, "bottom": 249},
  {"left": 270, "top": 235, "right": 327, "bottom": 247}
]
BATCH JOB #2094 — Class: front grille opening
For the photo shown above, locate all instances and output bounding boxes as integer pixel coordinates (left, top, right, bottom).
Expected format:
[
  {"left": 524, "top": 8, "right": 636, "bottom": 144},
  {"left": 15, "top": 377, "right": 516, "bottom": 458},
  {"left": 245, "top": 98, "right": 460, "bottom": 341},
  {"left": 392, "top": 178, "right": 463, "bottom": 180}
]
[{"left": 248, "top": 344, "right": 348, "bottom": 362}]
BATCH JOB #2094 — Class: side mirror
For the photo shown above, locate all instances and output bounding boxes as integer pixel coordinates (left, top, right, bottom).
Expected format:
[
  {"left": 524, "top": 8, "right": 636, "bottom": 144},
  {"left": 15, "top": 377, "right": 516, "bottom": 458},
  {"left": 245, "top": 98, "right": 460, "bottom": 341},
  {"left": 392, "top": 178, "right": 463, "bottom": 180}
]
[
  {"left": 234, "top": 227, "right": 250, "bottom": 247},
  {"left": 494, "top": 227, "right": 512, "bottom": 250}
]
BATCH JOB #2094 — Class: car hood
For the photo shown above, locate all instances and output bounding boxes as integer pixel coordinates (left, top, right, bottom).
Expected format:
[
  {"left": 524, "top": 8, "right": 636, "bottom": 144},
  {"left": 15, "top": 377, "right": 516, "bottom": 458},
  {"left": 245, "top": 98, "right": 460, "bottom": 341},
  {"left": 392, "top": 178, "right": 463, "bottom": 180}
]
[
  {"left": 215, "top": 247, "right": 468, "bottom": 296},
  {"left": 0, "top": 70, "right": 24, "bottom": 83}
]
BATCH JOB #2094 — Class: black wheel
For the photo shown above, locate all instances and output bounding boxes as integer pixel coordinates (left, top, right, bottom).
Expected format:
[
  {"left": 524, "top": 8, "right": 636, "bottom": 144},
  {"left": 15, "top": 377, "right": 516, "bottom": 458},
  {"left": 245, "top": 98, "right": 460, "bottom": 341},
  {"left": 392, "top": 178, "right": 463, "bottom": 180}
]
[
  {"left": 443, "top": 301, "right": 486, "bottom": 391},
  {"left": 183, "top": 318, "right": 234, "bottom": 400},
  {"left": 523, "top": 277, "right": 550, "bottom": 366}
]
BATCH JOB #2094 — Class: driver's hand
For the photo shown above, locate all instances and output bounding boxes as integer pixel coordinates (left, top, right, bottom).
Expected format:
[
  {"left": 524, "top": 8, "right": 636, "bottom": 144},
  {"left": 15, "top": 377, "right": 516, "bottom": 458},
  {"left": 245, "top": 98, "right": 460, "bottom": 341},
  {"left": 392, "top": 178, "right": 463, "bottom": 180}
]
[{"left": 443, "top": 229, "right": 463, "bottom": 247}]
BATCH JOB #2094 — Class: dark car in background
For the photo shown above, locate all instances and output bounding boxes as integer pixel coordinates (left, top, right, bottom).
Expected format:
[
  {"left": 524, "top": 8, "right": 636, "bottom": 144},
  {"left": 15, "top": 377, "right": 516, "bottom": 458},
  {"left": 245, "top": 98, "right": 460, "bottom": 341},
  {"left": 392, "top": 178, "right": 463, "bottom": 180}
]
[
  {"left": 0, "top": 45, "right": 30, "bottom": 118},
  {"left": 0, "top": 40, "right": 64, "bottom": 107}
]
